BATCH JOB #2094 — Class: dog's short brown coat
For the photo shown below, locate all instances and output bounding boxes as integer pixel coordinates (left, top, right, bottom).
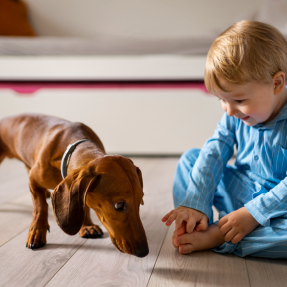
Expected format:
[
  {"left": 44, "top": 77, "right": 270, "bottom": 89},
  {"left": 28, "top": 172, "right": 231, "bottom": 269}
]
[{"left": 0, "top": 113, "right": 148, "bottom": 257}]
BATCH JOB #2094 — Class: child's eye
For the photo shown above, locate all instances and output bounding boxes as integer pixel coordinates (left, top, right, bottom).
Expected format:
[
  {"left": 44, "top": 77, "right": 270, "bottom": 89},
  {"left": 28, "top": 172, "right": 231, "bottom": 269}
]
[{"left": 235, "top": 100, "right": 244, "bottom": 103}]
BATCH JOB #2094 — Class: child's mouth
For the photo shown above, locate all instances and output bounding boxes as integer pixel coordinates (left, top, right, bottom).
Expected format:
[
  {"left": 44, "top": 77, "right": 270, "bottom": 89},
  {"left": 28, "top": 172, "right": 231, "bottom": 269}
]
[{"left": 241, "top": 116, "right": 250, "bottom": 121}]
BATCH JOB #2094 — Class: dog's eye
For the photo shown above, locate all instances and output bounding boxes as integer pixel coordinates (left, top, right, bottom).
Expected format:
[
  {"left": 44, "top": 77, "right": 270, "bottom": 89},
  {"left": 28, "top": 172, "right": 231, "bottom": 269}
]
[{"left": 115, "top": 202, "right": 126, "bottom": 211}]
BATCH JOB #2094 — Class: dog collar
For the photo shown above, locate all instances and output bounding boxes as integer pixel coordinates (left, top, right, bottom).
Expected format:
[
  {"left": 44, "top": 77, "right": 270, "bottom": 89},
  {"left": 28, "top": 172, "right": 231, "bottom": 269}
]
[{"left": 61, "top": 139, "right": 97, "bottom": 179}]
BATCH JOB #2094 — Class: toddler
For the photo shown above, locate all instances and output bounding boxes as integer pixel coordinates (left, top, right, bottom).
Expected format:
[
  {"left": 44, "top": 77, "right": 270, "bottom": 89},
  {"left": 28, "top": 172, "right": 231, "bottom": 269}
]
[{"left": 162, "top": 20, "right": 287, "bottom": 258}]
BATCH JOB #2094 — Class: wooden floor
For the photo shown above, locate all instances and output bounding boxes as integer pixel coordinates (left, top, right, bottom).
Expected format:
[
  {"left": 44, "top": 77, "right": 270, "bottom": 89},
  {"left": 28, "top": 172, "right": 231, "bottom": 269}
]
[{"left": 0, "top": 158, "right": 286, "bottom": 287}]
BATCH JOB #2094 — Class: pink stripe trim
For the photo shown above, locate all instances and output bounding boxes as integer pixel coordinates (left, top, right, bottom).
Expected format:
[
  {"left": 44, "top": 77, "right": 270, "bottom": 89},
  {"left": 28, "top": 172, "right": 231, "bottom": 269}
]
[{"left": 0, "top": 82, "right": 209, "bottom": 95}]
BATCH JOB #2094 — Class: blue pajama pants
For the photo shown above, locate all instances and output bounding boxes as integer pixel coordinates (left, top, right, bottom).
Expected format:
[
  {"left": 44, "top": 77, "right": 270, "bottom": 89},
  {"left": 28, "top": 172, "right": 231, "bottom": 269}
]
[{"left": 173, "top": 148, "right": 287, "bottom": 258}]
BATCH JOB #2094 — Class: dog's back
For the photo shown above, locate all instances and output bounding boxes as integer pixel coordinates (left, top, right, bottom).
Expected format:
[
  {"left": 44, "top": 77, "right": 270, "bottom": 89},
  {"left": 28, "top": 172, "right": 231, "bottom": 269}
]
[
  {"left": 0, "top": 113, "right": 105, "bottom": 169},
  {"left": 0, "top": 114, "right": 67, "bottom": 165}
]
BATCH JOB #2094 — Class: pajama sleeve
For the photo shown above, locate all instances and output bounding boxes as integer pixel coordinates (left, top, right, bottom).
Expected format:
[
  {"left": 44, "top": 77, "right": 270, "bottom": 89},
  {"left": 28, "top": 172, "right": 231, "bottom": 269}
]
[
  {"left": 179, "top": 113, "right": 236, "bottom": 223},
  {"left": 245, "top": 179, "right": 287, "bottom": 226}
]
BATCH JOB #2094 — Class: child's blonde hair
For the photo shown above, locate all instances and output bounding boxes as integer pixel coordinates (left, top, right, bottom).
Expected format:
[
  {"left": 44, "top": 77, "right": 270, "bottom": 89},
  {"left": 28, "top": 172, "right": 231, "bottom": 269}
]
[{"left": 205, "top": 20, "right": 287, "bottom": 93}]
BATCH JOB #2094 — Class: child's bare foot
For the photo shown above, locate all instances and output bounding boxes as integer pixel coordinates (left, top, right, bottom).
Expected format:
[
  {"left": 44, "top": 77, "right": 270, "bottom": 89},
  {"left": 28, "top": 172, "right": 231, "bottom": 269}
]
[{"left": 173, "top": 224, "right": 225, "bottom": 254}]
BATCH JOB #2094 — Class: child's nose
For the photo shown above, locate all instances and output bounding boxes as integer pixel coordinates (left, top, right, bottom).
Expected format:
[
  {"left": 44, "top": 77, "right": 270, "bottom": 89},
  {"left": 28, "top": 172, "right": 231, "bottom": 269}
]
[{"left": 226, "top": 104, "right": 238, "bottom": 117}]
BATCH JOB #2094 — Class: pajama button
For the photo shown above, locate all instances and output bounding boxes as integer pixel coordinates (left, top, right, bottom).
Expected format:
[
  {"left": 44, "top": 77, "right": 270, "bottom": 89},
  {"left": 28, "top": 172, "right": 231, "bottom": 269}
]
[{"left": 254, "top": 155, "right": 259, "bottom": 160}]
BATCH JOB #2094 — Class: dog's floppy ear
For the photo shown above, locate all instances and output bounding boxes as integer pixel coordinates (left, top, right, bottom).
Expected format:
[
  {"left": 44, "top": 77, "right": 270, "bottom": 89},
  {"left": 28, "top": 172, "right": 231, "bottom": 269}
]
[
  {"left": 136, "top": 167, "right": 144, "bottom": 205},
  {"left": 51, "top": 166, "right": 100, "bottom": 235},
  {"left": 136, "top": 167, "right": 143, "bottom": 189},
  {"left": 127, "top": 158, "right": 143, "bottom": 188}
]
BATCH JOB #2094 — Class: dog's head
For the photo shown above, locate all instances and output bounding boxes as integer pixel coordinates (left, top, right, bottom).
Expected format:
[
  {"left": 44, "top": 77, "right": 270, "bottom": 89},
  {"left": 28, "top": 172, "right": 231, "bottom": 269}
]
[{"left": 51, "top": 155, "right": 148, "bottom": 257}]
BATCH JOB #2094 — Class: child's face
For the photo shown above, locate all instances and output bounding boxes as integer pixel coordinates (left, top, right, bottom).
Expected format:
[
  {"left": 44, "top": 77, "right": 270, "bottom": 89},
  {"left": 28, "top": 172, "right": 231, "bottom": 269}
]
[{"left": 212, "top": 76, "right": 286, "bottom": 126}]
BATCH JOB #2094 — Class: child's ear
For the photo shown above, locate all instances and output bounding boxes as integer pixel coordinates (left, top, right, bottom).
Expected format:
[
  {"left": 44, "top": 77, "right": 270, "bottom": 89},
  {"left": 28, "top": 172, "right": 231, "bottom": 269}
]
[{"left": 273, "top": 71, "right": 286, "bottom": 95}]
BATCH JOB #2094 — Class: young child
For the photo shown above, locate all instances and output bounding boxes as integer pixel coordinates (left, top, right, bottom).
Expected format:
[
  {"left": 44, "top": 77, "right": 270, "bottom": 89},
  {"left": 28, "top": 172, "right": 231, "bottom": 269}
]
[{"left": 162, "top": 20, "right": 287, "bottom": 258}]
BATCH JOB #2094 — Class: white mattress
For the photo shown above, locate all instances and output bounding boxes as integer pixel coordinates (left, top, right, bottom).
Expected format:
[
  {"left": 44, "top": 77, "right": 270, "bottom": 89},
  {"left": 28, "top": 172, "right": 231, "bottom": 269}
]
[{"left": 0, "top": 35, "right": 213, "bottom": 56}]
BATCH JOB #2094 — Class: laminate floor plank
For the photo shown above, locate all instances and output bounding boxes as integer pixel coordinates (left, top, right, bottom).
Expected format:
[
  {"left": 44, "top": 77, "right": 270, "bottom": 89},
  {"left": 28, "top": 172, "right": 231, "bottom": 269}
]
[
  {"left": 246, "top": 257, "right": 287, "bottom": 287},
  {"left": 0, "top": 195, "right": 55, "bottom": 246},
  {"left": 0, "top": 222, "right": 87, "bottom": 287},
  {"left": 46, "top": 158, "right": 179, "bottom": 287},
  {"left": 148, "top": 223, "right": 250, "bottom": 287}
]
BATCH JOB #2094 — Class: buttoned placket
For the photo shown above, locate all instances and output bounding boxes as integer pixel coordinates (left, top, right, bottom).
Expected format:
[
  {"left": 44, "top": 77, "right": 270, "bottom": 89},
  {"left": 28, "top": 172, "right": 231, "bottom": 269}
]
[{"left": 252, "top": 128, "right": 264, "bottom": 172}]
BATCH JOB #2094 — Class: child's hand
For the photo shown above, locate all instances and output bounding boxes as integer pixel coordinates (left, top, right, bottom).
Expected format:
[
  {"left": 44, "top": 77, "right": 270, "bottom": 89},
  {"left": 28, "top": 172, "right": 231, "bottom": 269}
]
[
  {"left": 218, "top": 207, "right": 260, "bottom": 244},
  {"left": 162, "top": 206, "right": 208, "bottom": 233}
]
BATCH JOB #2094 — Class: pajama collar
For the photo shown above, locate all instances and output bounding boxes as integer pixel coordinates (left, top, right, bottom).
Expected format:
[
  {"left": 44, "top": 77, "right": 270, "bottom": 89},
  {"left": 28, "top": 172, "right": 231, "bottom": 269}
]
[{"left": 254, "top": 102, "right": 287, "bottom": 130}]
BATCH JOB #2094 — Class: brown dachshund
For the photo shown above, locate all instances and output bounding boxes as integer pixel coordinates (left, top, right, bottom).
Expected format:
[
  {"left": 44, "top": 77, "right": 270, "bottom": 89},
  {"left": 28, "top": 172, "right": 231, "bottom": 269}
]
[{"left": 0, "top": 113, "right": 149, "bottom": 257}]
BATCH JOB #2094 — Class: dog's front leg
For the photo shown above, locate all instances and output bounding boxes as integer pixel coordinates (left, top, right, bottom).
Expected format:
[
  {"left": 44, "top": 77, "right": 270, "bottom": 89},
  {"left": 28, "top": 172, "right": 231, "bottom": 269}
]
[
  {"left": 26, "top": 178, "right": 50, "bottom": 250},
  {"left": 79, "top": 205, "right": 103, "bottom": 239}
]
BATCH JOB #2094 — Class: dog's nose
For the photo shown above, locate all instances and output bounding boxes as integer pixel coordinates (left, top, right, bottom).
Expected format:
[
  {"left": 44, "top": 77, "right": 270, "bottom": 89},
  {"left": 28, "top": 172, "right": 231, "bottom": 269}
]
[{"left": 134, "top": 246, "right": 149, "bottom": 258}]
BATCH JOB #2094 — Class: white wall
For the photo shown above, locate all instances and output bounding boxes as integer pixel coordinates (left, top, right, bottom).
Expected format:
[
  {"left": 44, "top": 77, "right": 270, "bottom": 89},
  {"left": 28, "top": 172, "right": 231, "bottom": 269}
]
[{"left": 25, "top": 0, "right": 263, "bottom": 38}]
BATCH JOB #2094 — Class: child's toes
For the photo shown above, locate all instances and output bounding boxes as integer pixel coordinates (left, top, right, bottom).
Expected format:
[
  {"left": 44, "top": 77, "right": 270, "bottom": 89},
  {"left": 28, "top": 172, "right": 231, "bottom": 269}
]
[
  {"left": 174, "top": 233, "right": 189, "bottom": 246},
  {"left": 179, "top": 244, "right": 195, "bottom": 254},
  {"left": 172, "top": 234, "right": 179, "bottom": 248},
  {"left": 174, "top": 236, "right": 181, "bottom": 246},
  {"left": 174, "top": 225, "right": 186, "bottom": 237}
]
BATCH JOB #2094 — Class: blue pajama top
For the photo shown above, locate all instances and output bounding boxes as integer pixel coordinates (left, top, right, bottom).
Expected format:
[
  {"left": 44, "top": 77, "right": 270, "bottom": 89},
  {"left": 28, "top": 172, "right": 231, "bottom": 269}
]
[{"left": 180, "top": 103, "right": 287, "bottom": 226}]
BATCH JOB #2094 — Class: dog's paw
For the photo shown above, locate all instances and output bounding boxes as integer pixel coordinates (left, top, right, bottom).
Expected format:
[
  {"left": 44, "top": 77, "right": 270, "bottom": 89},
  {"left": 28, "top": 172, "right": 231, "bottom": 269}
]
[
  {"left": 80, "top": 225, "right": 103, "bottom": 239},
  {"left": 26, "top": 241, "right": 45, "bottom": 250},
  {"left": 26, "top": 224, "right": 49, "bottom": 250}
]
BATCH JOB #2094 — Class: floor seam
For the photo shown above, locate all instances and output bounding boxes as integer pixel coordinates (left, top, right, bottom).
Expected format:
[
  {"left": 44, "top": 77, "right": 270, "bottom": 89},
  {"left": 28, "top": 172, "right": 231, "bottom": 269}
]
[
  {"left": 0, "top": 225, "right": 30, "bottom": 247},
  {"left": 146, "top": 226, "right": 169, "bottom": 287},
  {"left": 245, "top": 258, "right": 252, "bottom": 287},
  {"left": 43, "top": 239, "right": 87, "bottom": 287}
]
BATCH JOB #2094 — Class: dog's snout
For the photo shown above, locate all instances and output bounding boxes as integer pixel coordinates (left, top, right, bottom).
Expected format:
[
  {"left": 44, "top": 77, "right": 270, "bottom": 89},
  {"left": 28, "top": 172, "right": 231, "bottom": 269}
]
[{"left": 134, "top": 246, "right": 149, "bottom": 258}]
